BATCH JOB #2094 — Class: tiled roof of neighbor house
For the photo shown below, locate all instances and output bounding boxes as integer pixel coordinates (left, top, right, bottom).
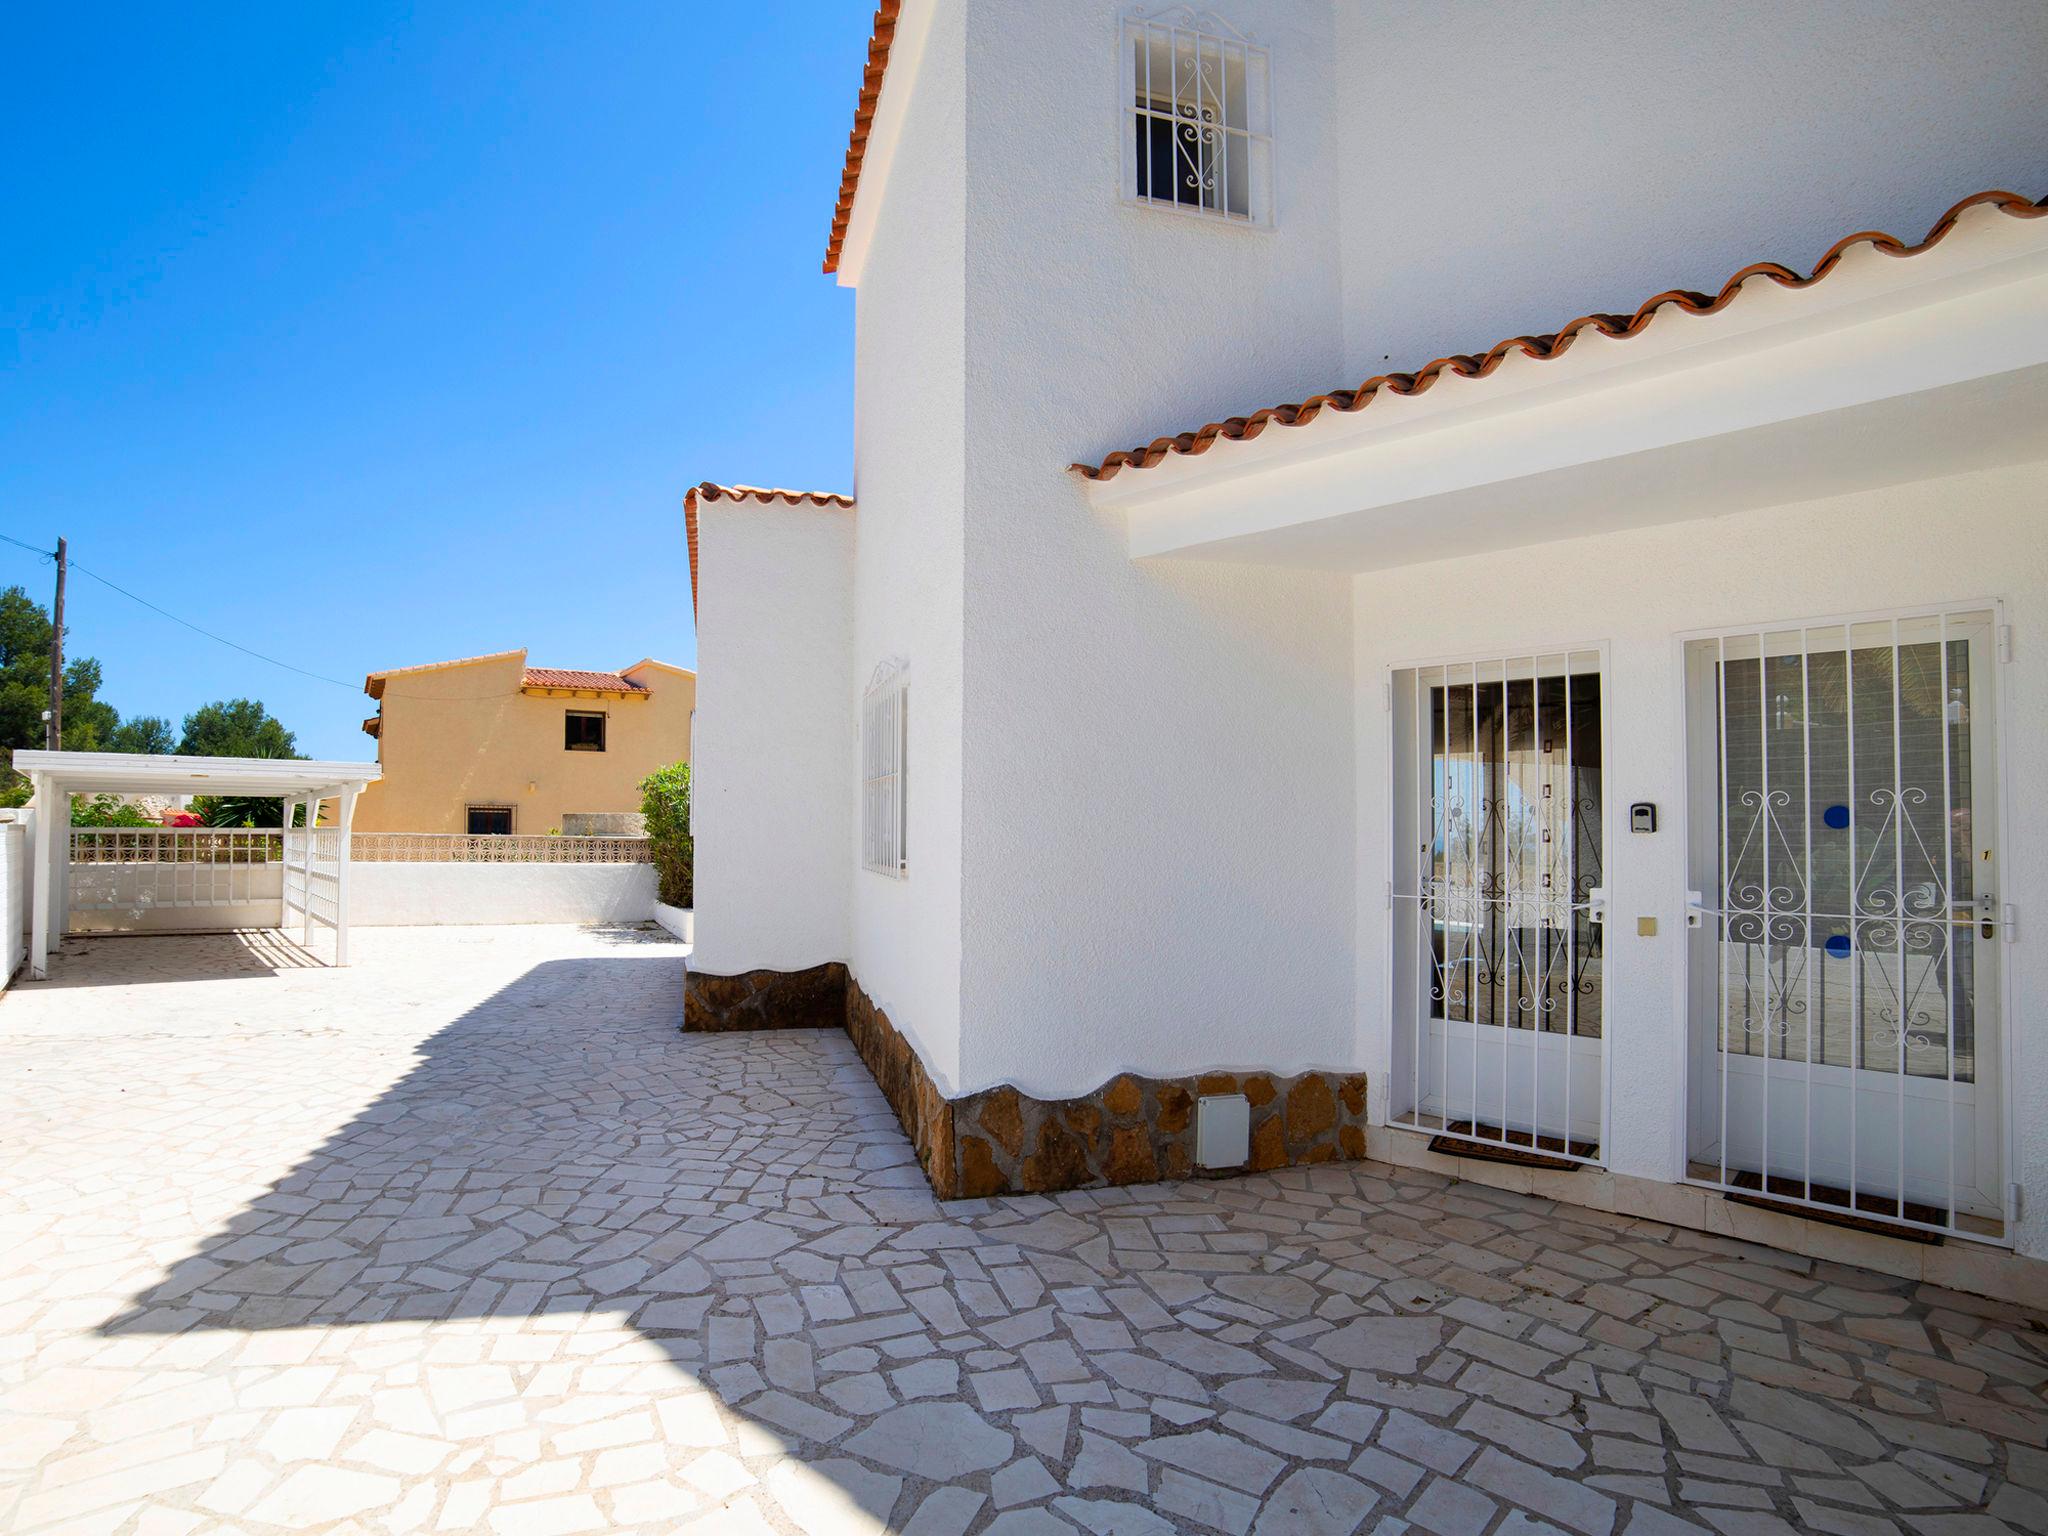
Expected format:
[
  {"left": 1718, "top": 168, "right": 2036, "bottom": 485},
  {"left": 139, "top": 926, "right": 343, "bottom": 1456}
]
[
  {"left": 1074, "top": 188, "right": 2048, "bottom": 483},
  {"left": 520, "top": 668, "right": 648, "bottom": 693},
  {"left": 683, "top": 482, "right": 856, "bottom": 618},
  {"left": 823, "top": 0, "right": 902, "bottom": 274},
  {"left": 364, "top": 649, "right": 525, "bottom": 699}
]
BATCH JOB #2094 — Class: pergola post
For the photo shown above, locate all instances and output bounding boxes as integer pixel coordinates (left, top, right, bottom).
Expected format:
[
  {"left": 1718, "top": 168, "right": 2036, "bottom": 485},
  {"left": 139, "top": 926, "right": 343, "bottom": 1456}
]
[
  {"left": 53, "top": 782, "right": 71, "bottom": 960},
  {"left": 300, "top": 797, "right": 316, "bottom": 947},
  {"left": 28, "top": 774, "right": 51, "bottom": 980},
  {"left": 278, "top": 805, "right": 293, "bottom": 931},
  {"left": 334, "top": 783, "right": 361, "bottom": 966}
]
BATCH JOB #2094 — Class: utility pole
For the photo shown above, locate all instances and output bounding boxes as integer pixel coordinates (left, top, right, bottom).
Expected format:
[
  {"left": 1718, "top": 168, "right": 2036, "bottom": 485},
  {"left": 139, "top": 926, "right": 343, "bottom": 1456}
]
[{"left": 48, "top": 537, "right": 66, "bottom": 751}]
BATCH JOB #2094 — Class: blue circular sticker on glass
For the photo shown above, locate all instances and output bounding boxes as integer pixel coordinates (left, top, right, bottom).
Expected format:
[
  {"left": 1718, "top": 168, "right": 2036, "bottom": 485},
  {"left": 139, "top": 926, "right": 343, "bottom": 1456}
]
[
  {"left": 1823, "top": 804, "right": 1851, "bottom": 830},
  {"left": 1825, "top": 933, "right": 1852, "bottom": 959}
]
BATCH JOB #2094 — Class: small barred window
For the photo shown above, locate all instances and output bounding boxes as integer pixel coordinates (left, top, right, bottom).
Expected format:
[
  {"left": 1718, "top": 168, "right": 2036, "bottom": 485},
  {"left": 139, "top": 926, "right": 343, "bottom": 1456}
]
[
  {"left": 1122, "top": 9, "right": 1271, "bottom": 226},
  {"left": 862, "top": 660, "right": 908, "bottom": 877}
]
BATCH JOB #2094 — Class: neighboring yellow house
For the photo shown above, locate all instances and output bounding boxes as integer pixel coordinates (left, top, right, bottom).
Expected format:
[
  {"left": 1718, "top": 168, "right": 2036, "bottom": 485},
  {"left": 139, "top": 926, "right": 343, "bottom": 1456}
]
[{"left": 351, "top": 649, "right": 693, "bottom": 835}]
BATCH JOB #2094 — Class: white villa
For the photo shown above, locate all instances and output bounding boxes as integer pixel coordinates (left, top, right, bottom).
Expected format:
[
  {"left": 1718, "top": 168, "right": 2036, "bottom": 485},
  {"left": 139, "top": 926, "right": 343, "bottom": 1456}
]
[{"left": 686, "top": 1, "right": 2048, "bottom": 1303}]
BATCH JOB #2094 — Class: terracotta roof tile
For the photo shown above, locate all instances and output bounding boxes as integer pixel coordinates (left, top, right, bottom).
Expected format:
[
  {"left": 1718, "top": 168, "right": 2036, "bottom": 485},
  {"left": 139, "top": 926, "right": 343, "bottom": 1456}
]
[
  {"left": 364, "top": 649, "right": 525, "bottom": 698},
  {"left": 823, "top": 0, "right": 902, "bottom": 275},
  {"left": 1074, "top": 189, "right": 2048, "bottom": 483},
  {"left": 521, "top": 668, "right": 647, "bottom": 693},
  {"left": 683, "top": 482, "right": 856, "bottom": 619}
]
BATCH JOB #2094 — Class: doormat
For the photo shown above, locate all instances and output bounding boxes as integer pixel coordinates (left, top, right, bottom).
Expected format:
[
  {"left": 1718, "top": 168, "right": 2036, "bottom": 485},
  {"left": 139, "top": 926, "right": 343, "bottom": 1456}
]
[
  {"left": 1428, "top": 1120, "right": 1596, "bottom": 1173},
  {"left": 1721, "top": 1169, "right": 1945, "bottom": 1245}
]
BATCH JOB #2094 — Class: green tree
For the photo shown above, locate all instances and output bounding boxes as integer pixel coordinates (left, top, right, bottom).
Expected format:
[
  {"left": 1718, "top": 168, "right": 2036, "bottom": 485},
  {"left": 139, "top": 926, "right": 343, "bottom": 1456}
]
[
  {"left": 178, "top": 698, "right": 301, "bottom": 759},
  {"left": 109, "top": 715, "right": 176, "bottom": 754},
  {"left": 190, "top": 794, "right": 314, "bottom": 829},
  {"left": 0, "top": 584, "right": 126, "bottom": 786},
  {"left": 639, "top": 761, "right": 692, "bottom": 907}
]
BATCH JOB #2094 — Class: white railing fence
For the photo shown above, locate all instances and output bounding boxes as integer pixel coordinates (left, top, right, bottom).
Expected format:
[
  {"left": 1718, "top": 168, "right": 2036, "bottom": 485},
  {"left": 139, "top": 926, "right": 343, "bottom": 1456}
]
[
  {"left": 350, "top": 834, "right": 652, "bottom": 864},
  {"left": 63, "top": 827, "right": 657, "bottom": 934},
  {"left": 71, "top": 828, "right": 284, "bottom": 917}
]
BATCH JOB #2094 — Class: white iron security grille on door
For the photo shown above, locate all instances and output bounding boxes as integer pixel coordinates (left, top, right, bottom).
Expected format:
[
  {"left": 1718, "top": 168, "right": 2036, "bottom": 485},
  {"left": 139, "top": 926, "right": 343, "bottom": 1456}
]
[
  {"left": 1389, "top": 652, "right": 1607, "bottom": 1162},
  {"left": 1683, "top": 608, "right": 2008, "bottom": 1240}
]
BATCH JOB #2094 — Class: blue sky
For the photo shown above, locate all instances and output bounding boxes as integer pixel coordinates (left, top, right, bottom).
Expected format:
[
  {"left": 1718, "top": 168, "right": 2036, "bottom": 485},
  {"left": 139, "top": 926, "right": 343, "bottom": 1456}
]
[{"left": 1, "top": 3, "right": 865, "bottom": 758}]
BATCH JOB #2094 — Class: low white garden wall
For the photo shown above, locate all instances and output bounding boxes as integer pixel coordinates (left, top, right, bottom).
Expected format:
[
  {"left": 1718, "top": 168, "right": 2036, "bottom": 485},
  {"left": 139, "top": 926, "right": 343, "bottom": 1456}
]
[
  {"left": 350, "top": 861, "right": 657, "bottom": 927},
  {"left": 1, "top": 818, "right": 26, "bottom": 989},
  {"left": 68, "top": 860, "right": 284, "bottom": 934},
  {"left": 652, "top": 901, "right": 693, "bottom": 944}
]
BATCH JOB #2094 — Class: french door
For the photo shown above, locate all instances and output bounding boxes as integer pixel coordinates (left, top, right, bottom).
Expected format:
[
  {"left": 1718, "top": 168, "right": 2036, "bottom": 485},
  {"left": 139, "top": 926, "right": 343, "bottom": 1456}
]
[
  {"left": 1390, "top": 651, "right": 1607, "bottom": 1161},
  {"left": 1684, "top": 608, "right": 2007, "bottom": 1238}
]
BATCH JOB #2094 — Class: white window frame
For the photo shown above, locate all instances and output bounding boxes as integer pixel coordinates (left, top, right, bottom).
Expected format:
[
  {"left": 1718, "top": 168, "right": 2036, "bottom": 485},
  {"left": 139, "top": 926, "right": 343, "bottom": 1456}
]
[
  {"left": 1119, "top": 8, "right": 1273, "bottom": 229},
  {"left": 862, "top": 660, "right": 908, "bottom": 878}
]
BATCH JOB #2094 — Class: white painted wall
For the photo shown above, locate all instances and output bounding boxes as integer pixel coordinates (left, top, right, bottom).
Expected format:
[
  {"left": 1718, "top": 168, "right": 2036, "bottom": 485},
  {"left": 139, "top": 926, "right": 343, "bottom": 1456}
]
[
  {"left": 806, "top": 0, "right": 2046, "bottom": 1113},
  {"left": 652, "top": 901, "right": 693, "bottom": 945},
  {"left": 350, "top": 861, "right": 656, "bottom": 927},
  {"left": 847, "top": 0, "right": 970, "bottom": 1091},
  {"left": 1333, "top": 1, "right": 2048, "bottom": 383},
  {"left": 951, "top": 0, "right": 1357, "bottom": 1097},
  {"left": 1, "top": 819, "right": 25, "bottom": 988},
  {"left": 68, "top": 860, "right": 284, "bottom": 934},
  {"left": 1352, "top": 462, "right": 2048, "bottom": 1260},
  {"left": 691, "top": 498, "right": 855, "bottom": 976}
]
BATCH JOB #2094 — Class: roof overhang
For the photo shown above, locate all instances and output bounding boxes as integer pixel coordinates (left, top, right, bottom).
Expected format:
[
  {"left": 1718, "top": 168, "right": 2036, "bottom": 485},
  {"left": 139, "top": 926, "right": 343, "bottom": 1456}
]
[
  {"left": 13, "top": 751, "right": 381, "bottom": 796},
  {"left": 826, "top": 0, "right": 925, "bottom": 286},
  {"left": 684, "top": 484, "right": 856, "bottom": 620},
  {"left": 1083, "top": 196, "right": 2048, "bottom": 571},
  {"left": 365, "top": 649, "right": 523, "bottom": 700}
]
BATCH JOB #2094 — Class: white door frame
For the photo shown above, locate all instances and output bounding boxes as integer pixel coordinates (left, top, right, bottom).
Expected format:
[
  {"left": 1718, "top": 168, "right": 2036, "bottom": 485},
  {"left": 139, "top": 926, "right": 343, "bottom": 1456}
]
[
  {"left": 1672, "top": 598, "right": 2015, "bottom": 1245},
  {"left": 1382, "top": 639, "right": 1615, "bottom": 1166}
]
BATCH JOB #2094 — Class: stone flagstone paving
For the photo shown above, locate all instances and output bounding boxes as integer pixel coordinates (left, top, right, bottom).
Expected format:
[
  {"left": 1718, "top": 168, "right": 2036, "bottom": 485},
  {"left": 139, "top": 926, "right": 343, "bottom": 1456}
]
[{"left": 3, "top": 925, "right": 2045, "bottom": 1534}]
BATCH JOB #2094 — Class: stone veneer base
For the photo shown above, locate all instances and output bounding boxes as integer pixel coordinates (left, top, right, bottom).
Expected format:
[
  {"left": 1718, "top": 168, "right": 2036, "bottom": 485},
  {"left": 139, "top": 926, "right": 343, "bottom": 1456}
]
[{"left": 685, "top": 964, "right": 1369, "bottom": 1200}]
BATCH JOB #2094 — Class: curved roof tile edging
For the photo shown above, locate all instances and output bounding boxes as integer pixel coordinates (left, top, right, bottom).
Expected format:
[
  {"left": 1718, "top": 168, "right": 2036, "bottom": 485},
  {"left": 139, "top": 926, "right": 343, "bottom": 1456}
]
[
  {"left": 1073, "top": 189, "right": 2048, "bottom": 483},
  {"left": 824, "top": 0, "right": 903, "bottom": 275},
  {"left": 684, "top": 482, "right": 856, "bottom": 619}
]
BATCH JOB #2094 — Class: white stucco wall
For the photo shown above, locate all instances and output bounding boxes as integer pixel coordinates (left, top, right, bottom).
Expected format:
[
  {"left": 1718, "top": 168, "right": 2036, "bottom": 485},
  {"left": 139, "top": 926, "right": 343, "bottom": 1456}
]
[
  {"left": 68, "top": 860, "right": 285, "bottom": 934},
  {"left": 350, "top": 862, "right": 656, "bottom": 927},
  {"left": 953, "top": 0, "right": 1358, "bottom": 1098},
  {"left": 691, "top": 499, "right": 855, "bottom": 976},
  {"left": 819, "top": 0, "right": 2045, "bottom": 1114},
  {"left": 1, "top": 819, "right": 26, "bottom": 989},
  {"left": 1333, "top": 1, "right": 2048, "bottom": 381},
  {"left": 846, "top": 0, "right": 971, "bottom": 1092},
  {"left": 1352, "top": 462, "right": 2048, "bottom": 1260}
]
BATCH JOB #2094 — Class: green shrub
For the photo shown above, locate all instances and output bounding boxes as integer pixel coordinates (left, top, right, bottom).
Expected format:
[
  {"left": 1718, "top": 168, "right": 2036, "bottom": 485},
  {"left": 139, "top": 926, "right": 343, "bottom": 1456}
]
[
  {"left": 69, "top": 793, "right": 155, "bottom": 828},
  {"left": 640, "top": 760, "right": 692, "bottom": 908}
]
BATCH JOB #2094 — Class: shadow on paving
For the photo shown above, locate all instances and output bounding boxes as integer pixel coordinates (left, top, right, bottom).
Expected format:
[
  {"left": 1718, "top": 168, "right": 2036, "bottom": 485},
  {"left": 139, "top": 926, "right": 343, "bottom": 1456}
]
[
  {"left": 26, "top": 928, "right": 327, "bottom": 987},
  {"left": 90, "top": 940, "right": 1044, "bottom": 1532},
  {"left": 87, "top": 937, "right": 2048, "bottom": 1535}
]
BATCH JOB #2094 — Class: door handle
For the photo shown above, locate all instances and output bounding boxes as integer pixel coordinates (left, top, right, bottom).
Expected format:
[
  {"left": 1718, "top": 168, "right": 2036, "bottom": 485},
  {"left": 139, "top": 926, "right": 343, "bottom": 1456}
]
[
  {"left": 1587, "top": 886, "right": 1607, "bottom": 926},
  {"left": 1686, "top": 890, "right": 1705, "bottom": 929}
]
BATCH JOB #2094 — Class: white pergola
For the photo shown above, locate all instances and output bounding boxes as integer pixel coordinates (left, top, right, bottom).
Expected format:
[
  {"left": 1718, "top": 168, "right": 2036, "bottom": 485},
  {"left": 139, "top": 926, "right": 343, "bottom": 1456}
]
[{"left": 13, "top": 751, "right": 380, "bottom": 979}]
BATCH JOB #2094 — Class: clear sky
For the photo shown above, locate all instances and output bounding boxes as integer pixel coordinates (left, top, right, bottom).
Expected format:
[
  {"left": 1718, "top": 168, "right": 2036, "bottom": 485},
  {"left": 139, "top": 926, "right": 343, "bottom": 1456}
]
[{"left": 2, "top": 3, "right": 866, "bottom": 759}]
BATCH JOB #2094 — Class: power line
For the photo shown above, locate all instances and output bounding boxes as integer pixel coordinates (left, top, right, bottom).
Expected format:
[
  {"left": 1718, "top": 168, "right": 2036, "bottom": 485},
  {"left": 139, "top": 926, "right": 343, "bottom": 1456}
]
[{"left": 0, "top": 530, "right": 355, "bottom": 690}]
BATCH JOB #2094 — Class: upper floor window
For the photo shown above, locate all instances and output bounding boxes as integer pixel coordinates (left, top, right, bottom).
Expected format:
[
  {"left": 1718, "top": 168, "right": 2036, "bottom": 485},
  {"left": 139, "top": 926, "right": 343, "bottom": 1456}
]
[
  {"left": 565, "top": 710, "right": 606, "bottom": 751},
  {"left": 862, "top": 660, "right": 908, "bottom": 877},
  {"left": 1122, "top": 9, "right": 1271, "bottom": 226}
]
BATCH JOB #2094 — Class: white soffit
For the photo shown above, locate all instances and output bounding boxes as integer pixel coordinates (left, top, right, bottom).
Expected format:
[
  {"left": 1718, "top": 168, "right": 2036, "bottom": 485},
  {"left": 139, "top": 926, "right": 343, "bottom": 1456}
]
[
  {"left": 13, "top": 751, "right": 380, "bottom": 794},
  {"left": 1088, "top": 200, "right": 2048, "bottom": 570}
]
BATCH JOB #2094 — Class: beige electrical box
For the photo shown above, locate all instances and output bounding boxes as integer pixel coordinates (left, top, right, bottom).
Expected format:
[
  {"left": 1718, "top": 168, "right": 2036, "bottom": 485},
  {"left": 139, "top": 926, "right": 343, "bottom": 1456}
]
[{"left": 1637, "top": 916, "right": 1658, "bottom": 937}]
